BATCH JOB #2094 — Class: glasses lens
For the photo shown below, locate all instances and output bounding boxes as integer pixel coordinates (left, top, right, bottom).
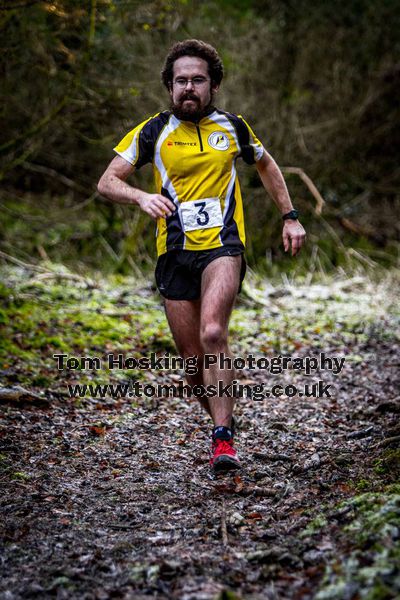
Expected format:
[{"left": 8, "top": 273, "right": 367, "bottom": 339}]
[{"left": 174, "top": 77, "right": 208, "bottom": 87}]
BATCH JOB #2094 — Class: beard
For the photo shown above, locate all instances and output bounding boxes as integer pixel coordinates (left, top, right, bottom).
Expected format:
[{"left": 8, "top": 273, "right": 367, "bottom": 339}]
[{"left": 171, "top": 92, "right": 214, "bottom": 122}]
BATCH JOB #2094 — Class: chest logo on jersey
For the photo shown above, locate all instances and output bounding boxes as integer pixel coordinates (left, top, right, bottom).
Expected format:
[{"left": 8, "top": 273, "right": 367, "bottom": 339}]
[
  {"left": 208, "top": 131, "right": 230, "bottom": 151},
  {"left": 167, "top": 140, "right": 197, "bottom": 147}
]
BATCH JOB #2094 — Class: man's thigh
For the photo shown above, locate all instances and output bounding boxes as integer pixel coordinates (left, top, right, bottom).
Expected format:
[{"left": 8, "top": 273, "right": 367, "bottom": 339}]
[
  {"left": 164, "top": 298, "right": 202, "bottom": 356},
  {"left": 201, "top": 255, "right": 242, "bottom": 327}
]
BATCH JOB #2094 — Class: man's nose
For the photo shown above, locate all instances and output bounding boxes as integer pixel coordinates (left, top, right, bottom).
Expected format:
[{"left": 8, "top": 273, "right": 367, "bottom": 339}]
[{"left": 185, "top": 79, "right": 195, "bottom": 90}]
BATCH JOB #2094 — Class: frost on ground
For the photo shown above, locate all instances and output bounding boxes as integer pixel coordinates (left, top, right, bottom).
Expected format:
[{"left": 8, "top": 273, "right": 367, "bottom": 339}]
[{"left": 0, "top": 265, "right": 399, "bottom": 599}]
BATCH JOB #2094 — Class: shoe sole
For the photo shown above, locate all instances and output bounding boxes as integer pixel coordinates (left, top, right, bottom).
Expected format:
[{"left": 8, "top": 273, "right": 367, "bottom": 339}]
[{"left": 213, "top": 455, "right": 241, "bottom": 473}]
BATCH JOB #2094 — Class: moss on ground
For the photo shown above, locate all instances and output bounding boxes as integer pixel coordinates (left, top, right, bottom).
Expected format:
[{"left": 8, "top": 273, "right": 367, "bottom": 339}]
[
  {"left": 0, "top": 266, "right": 171, "bottom": 388},
  {"left": 312, "top": 485, "right": 400, "bottom": 599},
  {"left": 0, "top": 264, "right": 399, "bottom": 397},
  {"left": 374, "top": 450, "right": 400, "bottom": 477}
]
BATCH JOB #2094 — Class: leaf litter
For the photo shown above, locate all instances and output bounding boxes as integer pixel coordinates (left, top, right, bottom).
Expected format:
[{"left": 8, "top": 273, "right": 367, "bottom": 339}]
[{"left": 0, "top": 264, "right": 399, "bottom": 599}]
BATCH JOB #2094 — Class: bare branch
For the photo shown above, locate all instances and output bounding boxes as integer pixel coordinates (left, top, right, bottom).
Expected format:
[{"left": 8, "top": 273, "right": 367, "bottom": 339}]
[
  {"left": 281, "top": 167, "right": 325, "bottom": 215},
  {"left": 220, "top": 498, "right": 229, "bottom": 547},
  {"left": 0, "top": 249, "right": 48, "bottom": 271},
  {"left": 22, "top": 162, "right": 92, "bottom": 195}
]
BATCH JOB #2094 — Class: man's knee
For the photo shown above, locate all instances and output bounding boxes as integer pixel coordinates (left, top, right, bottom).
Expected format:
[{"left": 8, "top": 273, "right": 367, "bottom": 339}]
[{"left": 200, "top": 322, "right": 227, "bottom": 351}]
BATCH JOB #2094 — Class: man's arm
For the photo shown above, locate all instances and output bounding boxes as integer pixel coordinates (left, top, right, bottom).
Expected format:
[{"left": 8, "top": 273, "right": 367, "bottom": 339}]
[
  {"left": 256, "top": 150, "right": 306, "bottom": 256},
  {"left": 97, "top": 155, "right": 175, "bottom": 220}
]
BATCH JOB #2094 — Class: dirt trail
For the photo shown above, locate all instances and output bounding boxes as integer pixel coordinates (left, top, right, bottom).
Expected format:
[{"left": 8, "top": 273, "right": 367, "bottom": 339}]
[
  {"left": 1, "top": 343, "right": 399, "bottom": 599},
  {"left": 0, "top": 270, "right": 399, "bottom": 599}
]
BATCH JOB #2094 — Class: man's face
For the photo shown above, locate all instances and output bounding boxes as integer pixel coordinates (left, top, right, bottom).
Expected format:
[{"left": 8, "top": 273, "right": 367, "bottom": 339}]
[{"left": 170, "top": 56, "right": 218, "bottom": 121}]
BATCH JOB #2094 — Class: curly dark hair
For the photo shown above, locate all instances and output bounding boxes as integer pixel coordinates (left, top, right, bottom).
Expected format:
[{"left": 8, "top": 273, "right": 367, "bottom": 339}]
[{"left": 161, "top": 39, "right": 224, "bottom": 90}]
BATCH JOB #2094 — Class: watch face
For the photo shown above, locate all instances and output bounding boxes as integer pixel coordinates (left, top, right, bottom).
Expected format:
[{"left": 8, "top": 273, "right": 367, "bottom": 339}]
[{"left": 283, "top": 210, "right": 298, "bottom": 220}]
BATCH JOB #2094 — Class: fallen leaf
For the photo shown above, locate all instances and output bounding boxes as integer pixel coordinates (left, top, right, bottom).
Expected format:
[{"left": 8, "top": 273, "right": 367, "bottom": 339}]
[{"left": 246, "top": 512, "right": 263, "bottom": 520}]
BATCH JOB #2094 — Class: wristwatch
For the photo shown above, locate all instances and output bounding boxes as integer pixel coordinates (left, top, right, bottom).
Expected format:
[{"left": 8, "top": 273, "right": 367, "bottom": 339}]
[{"left": 282, "top": 209, "right": 299, "bottom": 221}]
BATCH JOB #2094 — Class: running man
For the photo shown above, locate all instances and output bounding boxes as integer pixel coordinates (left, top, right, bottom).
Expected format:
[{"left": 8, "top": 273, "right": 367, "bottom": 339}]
[{"left": 97, "top": 39, "right": 306, "bottom": 472}]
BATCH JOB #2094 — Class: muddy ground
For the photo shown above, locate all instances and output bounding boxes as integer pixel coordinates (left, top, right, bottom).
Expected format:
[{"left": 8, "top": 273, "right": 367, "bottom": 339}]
[{"left": 0, "top": 267, "right": 399, "bottom": 599}]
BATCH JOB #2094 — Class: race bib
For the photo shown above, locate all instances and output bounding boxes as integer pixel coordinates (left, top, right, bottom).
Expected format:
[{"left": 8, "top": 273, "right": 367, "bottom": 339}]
[{"left": 180, "top": 197, "right": 223, "bottom": 232}]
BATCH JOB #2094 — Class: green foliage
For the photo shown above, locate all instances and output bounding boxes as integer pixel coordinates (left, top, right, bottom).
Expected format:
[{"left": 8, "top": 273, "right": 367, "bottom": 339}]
[
  {"left": 0, "top": 265, "right": 174, "bottom": 387},
  {"left": 0, "top": 0, "right": 399, "bottom": 271},
  {"left": 299, "top": 514, "right": 328, "bottom": 537},
  {"left": 374, "top": 450, "right": 400, "bottom": 477}
]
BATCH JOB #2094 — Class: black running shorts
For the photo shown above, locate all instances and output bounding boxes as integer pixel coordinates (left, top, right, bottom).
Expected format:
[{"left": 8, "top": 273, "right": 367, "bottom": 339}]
[{"left": 155, "top": 247, "right": 246, "bottom": 301}]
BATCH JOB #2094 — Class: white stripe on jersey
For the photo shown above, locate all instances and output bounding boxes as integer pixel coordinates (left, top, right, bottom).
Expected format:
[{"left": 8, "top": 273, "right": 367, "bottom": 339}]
[
  {"left": 114, "top": 131, "right": 139, "bottom": 165},
  {"left": 154, "top": 115, "right": 186, "bottom": 248},
  {"left": 208, "top": 112, "right": 240, "bottom": 245}
]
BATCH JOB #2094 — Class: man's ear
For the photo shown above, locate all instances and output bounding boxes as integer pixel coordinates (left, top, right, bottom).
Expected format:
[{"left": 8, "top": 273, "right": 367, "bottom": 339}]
[{"left": 211, "top": 82, "right": 220, "bottom": 94}]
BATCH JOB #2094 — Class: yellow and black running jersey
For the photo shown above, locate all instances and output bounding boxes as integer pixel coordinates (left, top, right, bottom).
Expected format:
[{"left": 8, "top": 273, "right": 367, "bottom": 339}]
[{"left": 114, "top": 109, "right": 265, "bottom": 256}]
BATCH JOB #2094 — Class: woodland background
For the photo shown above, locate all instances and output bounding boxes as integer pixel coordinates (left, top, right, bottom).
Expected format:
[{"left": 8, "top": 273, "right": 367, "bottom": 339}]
[
  {"left": 1, "top": 0, "right": 399, "bottom": 274},
  {"left": 1, "top": 2, "right": 400, "bottom": 599}
]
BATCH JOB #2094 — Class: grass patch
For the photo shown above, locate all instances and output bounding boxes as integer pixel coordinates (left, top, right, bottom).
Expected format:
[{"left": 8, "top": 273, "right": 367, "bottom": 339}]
[{"left": 0, "top": 263, "right": 399, "bottom": 396}]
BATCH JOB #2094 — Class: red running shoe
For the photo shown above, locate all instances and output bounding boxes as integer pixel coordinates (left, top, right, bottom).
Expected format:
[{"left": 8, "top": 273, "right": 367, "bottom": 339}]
[{"left": 211, "top": 438, "right": 241, "bottom": 472}]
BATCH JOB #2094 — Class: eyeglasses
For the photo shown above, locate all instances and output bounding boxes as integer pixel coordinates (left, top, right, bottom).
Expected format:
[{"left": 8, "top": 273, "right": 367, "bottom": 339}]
[{"left": 173, "top": 77, "right": 210, "bottom": 88}]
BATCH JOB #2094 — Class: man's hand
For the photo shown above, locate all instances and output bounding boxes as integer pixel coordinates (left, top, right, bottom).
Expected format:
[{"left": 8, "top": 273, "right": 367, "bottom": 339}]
[
  {"left": 283, "top": 220, "right": 306, "bottom": 256},
  {"left": 138, "top": 192, "right": 176, "bottom": 221}
]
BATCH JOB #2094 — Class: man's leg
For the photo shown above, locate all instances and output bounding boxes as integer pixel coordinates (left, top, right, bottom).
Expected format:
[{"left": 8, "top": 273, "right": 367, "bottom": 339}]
[
  {"left": 164, "top": 298, "right": 211, "bottom": 416},
  {"left": 200, "top": 255, "right": 242, "bottom": 428}
]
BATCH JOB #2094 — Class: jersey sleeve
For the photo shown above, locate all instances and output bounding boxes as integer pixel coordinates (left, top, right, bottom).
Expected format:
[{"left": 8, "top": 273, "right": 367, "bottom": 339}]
[
  {"left": 113, "top": 114, "right": 159, "bottom": 169},
  {"left": 236, "top": 116, "right": 265, "bottom": 164}
]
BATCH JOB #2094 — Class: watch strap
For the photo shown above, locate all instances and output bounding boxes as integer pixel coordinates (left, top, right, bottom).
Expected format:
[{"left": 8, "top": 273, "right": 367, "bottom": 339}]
[{"left": 282, "top": 209, "right": 299, "bottom": 221}]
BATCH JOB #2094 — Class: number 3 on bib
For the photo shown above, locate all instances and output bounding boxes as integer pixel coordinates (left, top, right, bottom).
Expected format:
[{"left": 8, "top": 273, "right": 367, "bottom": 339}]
[
  {"left": 194, "top": 202, "right": 209, "bottom": 226},
  {"left": 180, "top": 197, "right": 223, "bottom": 232}
]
